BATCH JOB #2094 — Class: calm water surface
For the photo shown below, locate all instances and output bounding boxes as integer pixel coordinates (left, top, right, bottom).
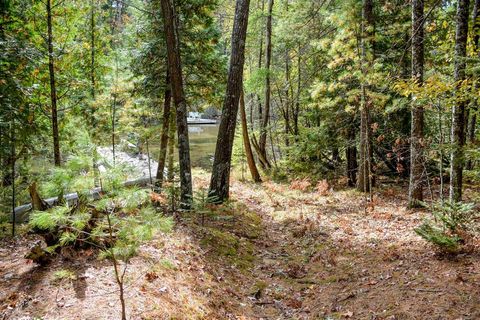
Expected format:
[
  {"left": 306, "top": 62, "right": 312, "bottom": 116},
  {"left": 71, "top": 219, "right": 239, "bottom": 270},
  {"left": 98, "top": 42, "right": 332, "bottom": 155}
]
[{"left": 149, "top": 124, "right": 219, "bottom": 170}]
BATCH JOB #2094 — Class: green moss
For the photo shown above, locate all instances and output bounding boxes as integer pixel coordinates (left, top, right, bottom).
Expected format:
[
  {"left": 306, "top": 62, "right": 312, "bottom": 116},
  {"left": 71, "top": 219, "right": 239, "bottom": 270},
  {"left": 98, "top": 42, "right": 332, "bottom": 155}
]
[
  {"left": 320, "top": 275, "right": 341, "bottom": 284},
  {"left": 158, "top": 258, "right": 177, "bottom": 270},
  {"left": 234, "top": 205, "right": 263, "bottom": 239},
  {"left": 201, "top": 228, "right": 239, "bottom": 256},
  {"left": 235, "top": 238, "right": 255, "bottom": 270},
  {"left": 249, "top": 280, "right": 268, "bottom": 296},
  {"left": 51, "top": 269, "right": 76, "bottom": 283},
  {"left": 200, "top": 227, "right": 256, "bottom": 270}
]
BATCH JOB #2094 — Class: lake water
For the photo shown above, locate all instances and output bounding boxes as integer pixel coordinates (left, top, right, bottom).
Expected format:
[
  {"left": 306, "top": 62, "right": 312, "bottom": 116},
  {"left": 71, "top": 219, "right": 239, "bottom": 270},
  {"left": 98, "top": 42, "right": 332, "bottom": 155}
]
[{"left": 149, "top": 124, "right": 219, "bottom": 170}]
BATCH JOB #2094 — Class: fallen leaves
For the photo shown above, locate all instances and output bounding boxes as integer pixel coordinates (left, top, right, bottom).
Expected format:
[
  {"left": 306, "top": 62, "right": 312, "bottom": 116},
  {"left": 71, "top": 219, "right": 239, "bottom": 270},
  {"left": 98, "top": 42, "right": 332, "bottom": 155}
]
[
  {"left": 150, "top": 192, "right": 168, "bottom": 205},
  {"left": 316, "top": 179, "right": 331, "bottom": 196},
  {"left": 285, "top": 297, "right": 302, "bottom": 309},
  {"left": 2, "top": 175, "right": 480, "bottom": 320},
  {"left": 145, "top": 271, "right": 159, "bottom": 282},
  {"left": 289, "top": 178, "right": 312, "bottom": 192}
]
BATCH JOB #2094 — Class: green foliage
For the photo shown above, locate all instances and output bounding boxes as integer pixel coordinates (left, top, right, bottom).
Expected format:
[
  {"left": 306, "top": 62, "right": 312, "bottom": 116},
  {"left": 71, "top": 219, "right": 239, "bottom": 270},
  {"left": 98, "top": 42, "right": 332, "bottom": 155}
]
[
  {"left": 95, "top": 187, "right": 150, "bottom": 212},
  {"left": 415, "top": 202, "right": 477, "bottom": 253},
  {"left": 30, "top": 177, "right": 173, "bottom": 265},
  {"left": 99, "top": 165, "right": 128, "bottom": 194},
  {"left": 29, "top": 206, "right": 71, "bottom": 231},
  {"left": 131, "top": 0, "right": 227, "bottom": 119},
  {"left": 40, "top": 155, "right": 95, "bottom": 199},
  {"left": 51, "top": 269, "right": 77, "bottom": 282},
  {"left": 99, "top": 205, "right": 173, "bottom": 262},
  {"left": 59, "top": 231, "right": 78, "bottom": 246}
]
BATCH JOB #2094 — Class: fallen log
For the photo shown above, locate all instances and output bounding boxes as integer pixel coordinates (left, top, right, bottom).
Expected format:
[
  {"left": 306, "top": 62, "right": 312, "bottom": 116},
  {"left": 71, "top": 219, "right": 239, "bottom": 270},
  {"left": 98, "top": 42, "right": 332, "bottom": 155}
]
[{"left": 13, "top": 176, "right": 157, "bottom": 223}]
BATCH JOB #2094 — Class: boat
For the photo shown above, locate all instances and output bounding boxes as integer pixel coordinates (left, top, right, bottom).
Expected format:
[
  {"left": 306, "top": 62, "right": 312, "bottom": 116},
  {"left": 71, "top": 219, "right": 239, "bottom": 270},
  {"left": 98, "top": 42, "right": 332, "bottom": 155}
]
[{"left": 186, "top": 112, "right": 218, "bottom": 124}]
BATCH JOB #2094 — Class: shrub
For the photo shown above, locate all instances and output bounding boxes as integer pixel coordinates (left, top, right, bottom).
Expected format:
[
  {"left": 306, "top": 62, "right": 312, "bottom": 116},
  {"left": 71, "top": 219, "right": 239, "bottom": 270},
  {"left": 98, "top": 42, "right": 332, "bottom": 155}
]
[{"left": 415, "top": 201, "right": 477, "bottom": 254}]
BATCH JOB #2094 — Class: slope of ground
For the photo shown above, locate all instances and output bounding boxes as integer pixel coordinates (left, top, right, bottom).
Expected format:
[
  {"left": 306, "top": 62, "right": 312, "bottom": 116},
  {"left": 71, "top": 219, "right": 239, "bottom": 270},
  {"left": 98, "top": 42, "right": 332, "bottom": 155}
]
[{"left": 1, "top": 174, "right": 479, "bottom": 319}]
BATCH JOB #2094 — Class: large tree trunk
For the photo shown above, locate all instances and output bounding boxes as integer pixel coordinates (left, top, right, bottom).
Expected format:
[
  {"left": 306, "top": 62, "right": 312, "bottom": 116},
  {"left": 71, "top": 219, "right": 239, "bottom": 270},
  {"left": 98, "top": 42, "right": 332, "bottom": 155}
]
[
  {"left": 357, "top": 0, "right": 374, "bottom": 193},
  {"left": 258, "top": 0, "right": 273, "bottom": 167},
  {"left": 209, "top": 0, "right": 251, "bottom": 202},
  {"left": 160, "top": 0, "right": 193, "bottom": 208},
  {"left": 408, "top": 0, "right": 425, "bottom": 207},
  {"left": 449, "top": 0, "right": 470, "bottom": 202},
  {"left": 90, "top": 0, "right": 96, "bottom": 100},
  {"left": 47, "top": 0, "right": 61, "bottom": 166},
  {"left": 467, "top": 0, "right": 479, "bottom": 170},
  {"left": 156, "top": 71, "right": 172, "bottom": 187},
  {"left": 257, "top": 0, "right": 265, "bottom": 127},
  {"left": 240, "top": 90, "right": 262, "bottom": 182}
]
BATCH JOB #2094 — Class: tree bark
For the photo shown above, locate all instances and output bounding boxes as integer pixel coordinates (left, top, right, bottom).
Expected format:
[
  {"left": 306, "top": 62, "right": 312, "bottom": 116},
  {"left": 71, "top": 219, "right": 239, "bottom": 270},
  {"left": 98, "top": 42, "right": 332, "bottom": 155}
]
[
  {"left": 167, "top": 111, "right": 176, "bottom": 182},
  {"left": 47, "top": 0, "right": 61, "bottom": 166},
  {"left": 257, "top": 0, "right": 265, "bottom": 126},
  {"left": 467, "top": 0, "right": 479, "bottom": 170},
  {"left": 293, "top": 44, "right": 300, "bottom": 137},
  {"left": 408, "top": 0, "right": 425, "bottom": 207},
  {"left": 90, "top": 0, "right": 96, "bottom": 100},
  {"left": 357, "top": 0, "right": 374, "bottom": 193},
  {"left": 240, "top": 90, "right": 262, "bottom": 182},
  {"left": 449, "top": 0, "right": 470, "bottom": 202},
  {"left": 346, "top": 123, "right": 358, "bottom": 187},
  {"left": 160, "top": 0, "right": 193, "bottom": 208},
  {"left": 283, "top": 0, "right": 292, "bottom": 147},
  {"left": 209, "top": 0, "right": 251, "bottom": 202},
  {"left": 156, "top": 71, "right": 172, "bottom": 187},
  {"left": 258, "top": 0, "right": 273, "bottom": 166},
  {"left": 28, "top": 182, "right": 49, "bottom": 211}
]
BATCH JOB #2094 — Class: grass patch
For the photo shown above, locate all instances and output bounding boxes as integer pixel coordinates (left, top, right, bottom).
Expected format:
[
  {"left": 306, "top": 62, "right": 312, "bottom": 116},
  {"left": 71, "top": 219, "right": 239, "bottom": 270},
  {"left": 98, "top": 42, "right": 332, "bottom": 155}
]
[{"left": 51, "top": 269, "right": 77, "bottom": 283}]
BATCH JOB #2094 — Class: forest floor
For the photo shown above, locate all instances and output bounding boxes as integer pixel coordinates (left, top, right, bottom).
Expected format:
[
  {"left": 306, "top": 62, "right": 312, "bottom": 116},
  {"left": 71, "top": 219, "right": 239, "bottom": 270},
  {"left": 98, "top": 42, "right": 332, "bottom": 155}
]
[{"left": 1, "top": 171, "right": 480, "bottom": 320}]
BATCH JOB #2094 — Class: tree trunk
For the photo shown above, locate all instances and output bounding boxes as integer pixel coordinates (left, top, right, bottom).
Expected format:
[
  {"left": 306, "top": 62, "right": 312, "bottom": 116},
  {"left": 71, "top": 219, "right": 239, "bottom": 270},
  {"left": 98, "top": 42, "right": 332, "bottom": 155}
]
[
  {"left": 156, "top": 71, "right": 172, "bottom": 187},
  {"left": 258, "top": 0, "right": 273, "bottom": 166},
  {"left": 167, "top": 111, "right": 176, "bottom": 182},
  {"left": 408, "top": 0, "right": 425, "bottom": 207},
  {"left": 283, "top": 0, "right": 292, "bottom": 147},
  {"left": 2, "top": 147, "right": 14, "bottom": 187},
  {"left": 160, "top": 0, "right": 193, "bottom": 208},
  {"left": 47, "top": 0, "right": 61, "bottom": 166},
  {"left": 28, "top": 182, "right": 49, "bottom": 211},
  {"left": 467, "top": 0, "right": 479, "bottom": 170},
  {"left": 293, "top": 44, "right": 300, "bottom": 137},
  {"left": 346, "top": 122, "right": 358, "bottom": 187},
  {"left": 358, "top": 105, "right": 372, "bottom": 193},
  {"left": 449, "top": 0, "right": 470, "bottom": 202},
  {"left": 90, "top": 0, "right": 96, "bottom": 100},
  {"left": 357, "top": 0, "right": 374, "bottom": 193},
  {"left": 240, "top": 89, "right": 262, "bottom": 182},
  {"left": 209, "top": 0, "right": 251, "bottom": 202},
  {"left": 257, "top": 0, "right": 265, "bottom": 126}
]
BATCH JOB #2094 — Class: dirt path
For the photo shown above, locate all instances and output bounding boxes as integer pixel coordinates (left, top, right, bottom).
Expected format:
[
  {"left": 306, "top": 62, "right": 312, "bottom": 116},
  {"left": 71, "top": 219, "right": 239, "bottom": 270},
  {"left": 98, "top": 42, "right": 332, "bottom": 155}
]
[{"left": 224, "top": 180, "right": 480, "bottom": 319}]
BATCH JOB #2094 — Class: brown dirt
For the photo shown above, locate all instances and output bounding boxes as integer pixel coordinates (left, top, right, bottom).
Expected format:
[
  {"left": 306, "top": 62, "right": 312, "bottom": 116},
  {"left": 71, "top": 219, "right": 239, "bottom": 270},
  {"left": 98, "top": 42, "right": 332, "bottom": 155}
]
[{"left": 1, "top": 176, "right": 479, "bottom": 319}]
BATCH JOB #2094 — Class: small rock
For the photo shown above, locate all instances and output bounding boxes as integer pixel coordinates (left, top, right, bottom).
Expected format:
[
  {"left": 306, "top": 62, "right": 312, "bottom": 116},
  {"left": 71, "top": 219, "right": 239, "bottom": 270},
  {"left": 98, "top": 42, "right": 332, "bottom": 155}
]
[
  {"left": 4, "top": 272, "right": 15, "bottom": 280},
  {"left": 159, "top": 286, "right": 168, "bottom": 293}
]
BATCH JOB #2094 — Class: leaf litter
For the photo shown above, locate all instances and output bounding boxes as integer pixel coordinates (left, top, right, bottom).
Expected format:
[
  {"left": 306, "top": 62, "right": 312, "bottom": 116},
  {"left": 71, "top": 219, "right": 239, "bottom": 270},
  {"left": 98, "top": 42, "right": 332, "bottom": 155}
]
[{"left": 1, "top": 173, "right": 479, "bottom": 319}]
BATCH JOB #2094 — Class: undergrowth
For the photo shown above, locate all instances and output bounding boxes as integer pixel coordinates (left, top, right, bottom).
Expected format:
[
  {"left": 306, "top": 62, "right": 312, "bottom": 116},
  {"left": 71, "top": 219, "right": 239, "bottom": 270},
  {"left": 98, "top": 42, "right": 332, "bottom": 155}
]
[{"left": 415, "top": 201, "right": 477, "bottom": 254}]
